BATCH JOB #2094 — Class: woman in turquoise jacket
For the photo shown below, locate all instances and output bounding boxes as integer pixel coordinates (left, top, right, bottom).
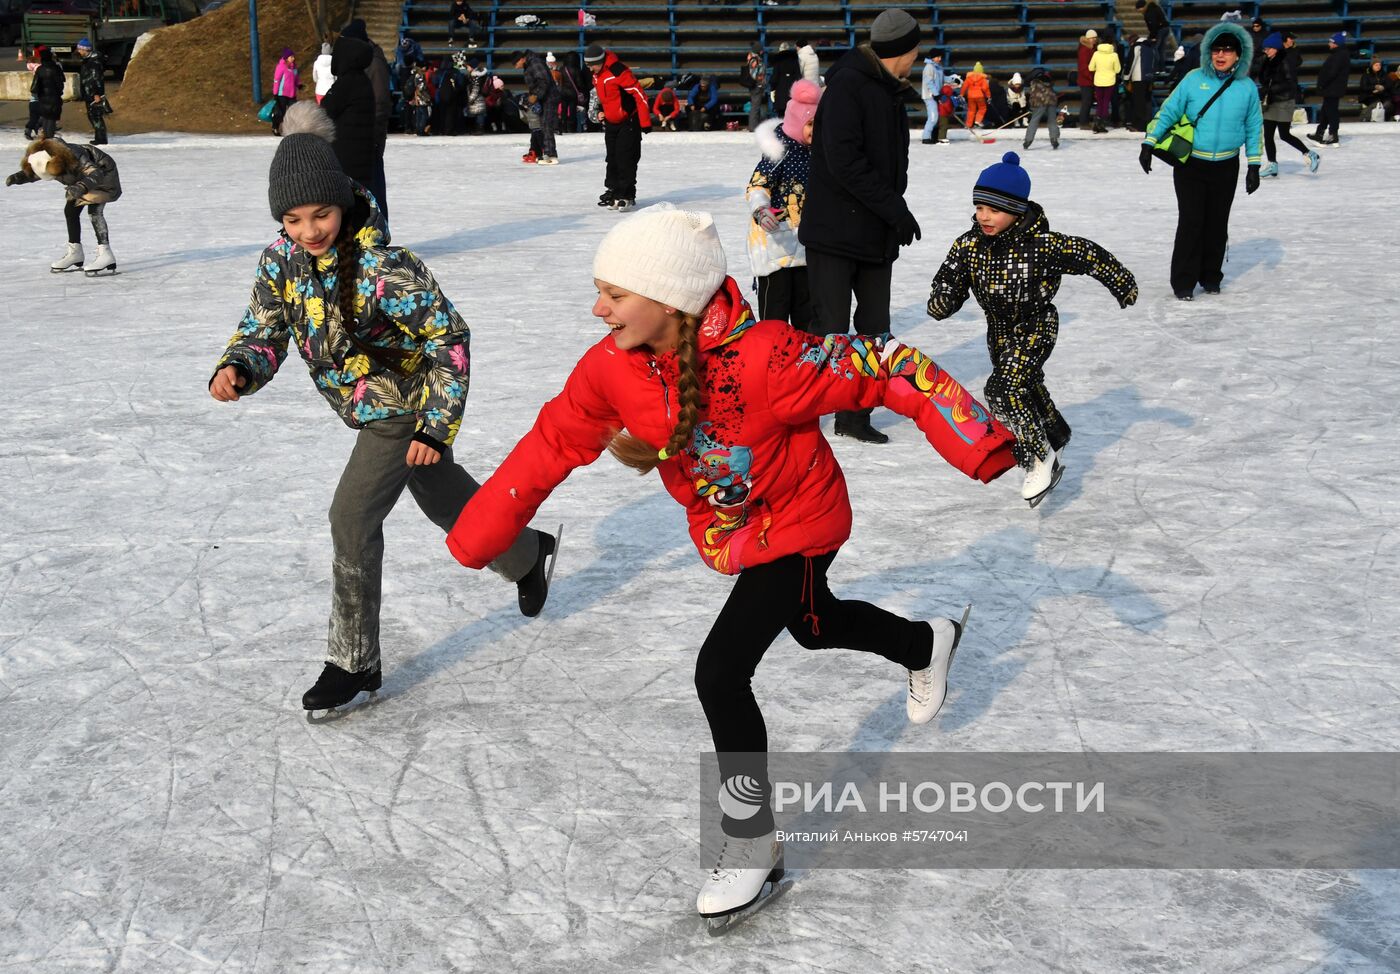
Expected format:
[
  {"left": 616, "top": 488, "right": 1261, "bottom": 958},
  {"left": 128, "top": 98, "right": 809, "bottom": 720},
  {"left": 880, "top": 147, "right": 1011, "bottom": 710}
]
[{"left": 1138, "top": 22, "right": 1263, "bottom": 300}]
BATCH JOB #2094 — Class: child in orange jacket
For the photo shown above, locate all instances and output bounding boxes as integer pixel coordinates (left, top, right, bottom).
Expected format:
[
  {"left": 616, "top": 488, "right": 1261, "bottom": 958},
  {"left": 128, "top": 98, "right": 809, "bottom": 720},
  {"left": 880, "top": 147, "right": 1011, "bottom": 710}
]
[{"left": 963, "top": 61, "right": 990, "bottom": 127}]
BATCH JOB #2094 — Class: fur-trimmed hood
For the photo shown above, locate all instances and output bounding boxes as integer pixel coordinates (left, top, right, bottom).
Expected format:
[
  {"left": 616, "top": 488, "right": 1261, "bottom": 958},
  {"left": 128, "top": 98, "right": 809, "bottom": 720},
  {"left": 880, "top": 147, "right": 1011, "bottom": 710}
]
[
  {"left": 1201, "top": 22, "right": 1254, "bottom": 80},
  {"left": 20, "top": 137, "right": 76, "bottom": 179}
]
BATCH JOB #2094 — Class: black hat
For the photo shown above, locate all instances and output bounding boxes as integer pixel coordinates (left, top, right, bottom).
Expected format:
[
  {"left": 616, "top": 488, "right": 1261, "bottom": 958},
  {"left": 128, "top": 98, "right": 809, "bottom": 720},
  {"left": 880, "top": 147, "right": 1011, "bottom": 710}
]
[
  {"left": 584, "top": 43, "right": 605, "bottom": 63},
  {"left": 1210, "top": 31, "right": 1242, "bottom": 53}
]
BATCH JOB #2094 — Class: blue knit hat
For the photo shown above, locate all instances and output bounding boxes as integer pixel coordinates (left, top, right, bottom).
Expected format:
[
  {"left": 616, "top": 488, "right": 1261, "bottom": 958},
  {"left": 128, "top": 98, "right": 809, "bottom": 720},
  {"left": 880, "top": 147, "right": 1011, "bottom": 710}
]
[
  {"left": 1262, "top": 32, "right": 1283, "bottom": 50},
  {"left": 1330, "top": 31, "right": 1346, "bottom": 45},
  {"left": 76, "top": 37, "right": 92, "bottom": 50},
  {"left": 973, "top": 151, "right": 1031, "bottom": 215}
]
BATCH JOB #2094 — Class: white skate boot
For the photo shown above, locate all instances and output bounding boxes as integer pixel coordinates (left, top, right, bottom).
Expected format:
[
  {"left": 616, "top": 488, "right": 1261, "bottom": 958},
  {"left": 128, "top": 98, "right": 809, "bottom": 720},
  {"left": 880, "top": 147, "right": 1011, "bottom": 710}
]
[
  {"left": 697, "top": 829, "right": 785, "bottom": 932},
  {"left": 907, "top": 604, "right": 970, "bottom": 724},
  {"left": 1021, "top": 446, "right": 1064, "bottom": 507},
  {"left": 51, "top": 242, "right": 84, "bottom": 273},
  {"left": 85, "top": 243, "right": 117, "bottom": 276}
]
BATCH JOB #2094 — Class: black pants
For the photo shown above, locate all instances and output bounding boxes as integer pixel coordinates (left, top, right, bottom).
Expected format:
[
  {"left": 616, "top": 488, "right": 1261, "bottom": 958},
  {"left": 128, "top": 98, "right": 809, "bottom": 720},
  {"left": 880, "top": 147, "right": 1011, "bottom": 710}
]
[
  {"left": 1317, "top": 96, "right": 1341, "bottom": 139},
  {"left": 86, "top": 101, "right": 108, "bottom": 144},
  {"left": 1129, "top": 82, "right": 1152, "bottom": 131},
  {"left": 1078, "top": 85, "right": 1094, "bottom": 127},
  {"left": 756, "top": 266, "right": 812, "bottom": 331},
  {"left": 529, "top": 91, "right": 559, "bottom": 157},
  {"left": 64, "top": 198, "right": 109, "bottom": 245},
  {"left": 1170, "top": 155, "right": 1239, "bottom": 296},
  {"left": 271, "top": 95, "right": 295, "bottom": 133},
  {"left": 694, "top": 550, "right": 932, "bottom": 837},
  {"left": 1264, "top": 120, "right": 1307, "bottom": 161},
  {"left": 806, "top": 248, "right": 893, "bottom": 425},
  {"left": 367, "top": 135, "right": 388, "bottom": 221},
  {"left": 603, "top": 117, "right": 642, "bottom": 199}
]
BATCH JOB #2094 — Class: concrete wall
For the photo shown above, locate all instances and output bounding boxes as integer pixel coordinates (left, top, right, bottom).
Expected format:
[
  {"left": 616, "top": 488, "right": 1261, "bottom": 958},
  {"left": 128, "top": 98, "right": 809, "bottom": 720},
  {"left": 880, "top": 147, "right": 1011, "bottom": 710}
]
[{"left": 0, "top": 72, "right": 78, "bottom": 101}]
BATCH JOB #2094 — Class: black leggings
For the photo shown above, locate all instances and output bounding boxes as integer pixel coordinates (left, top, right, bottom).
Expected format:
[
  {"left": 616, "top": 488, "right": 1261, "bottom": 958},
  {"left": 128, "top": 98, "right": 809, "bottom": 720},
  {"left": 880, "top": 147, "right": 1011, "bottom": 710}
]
[
  {"left": 64, "top": 198, "right": 108, "bottom": 245},
  {"left": 694, "top": 549, "right": 932, "bottom": 836},
  {"left": 1264, "top": 120, "right": 1307, "bottom": 161}
]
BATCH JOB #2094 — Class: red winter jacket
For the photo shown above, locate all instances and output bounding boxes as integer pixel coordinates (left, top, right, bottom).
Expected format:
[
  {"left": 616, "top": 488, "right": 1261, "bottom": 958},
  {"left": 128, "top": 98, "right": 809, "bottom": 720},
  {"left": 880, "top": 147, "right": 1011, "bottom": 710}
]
[
  {"left": 592, "top": 49, "right": 653, "bottom": 128},
  {"left": 1077, "top": 39, "right": 1096, "bottom": 87},
  {"left": 446, "top": 279, "right": 1015, "bottom": 576}
]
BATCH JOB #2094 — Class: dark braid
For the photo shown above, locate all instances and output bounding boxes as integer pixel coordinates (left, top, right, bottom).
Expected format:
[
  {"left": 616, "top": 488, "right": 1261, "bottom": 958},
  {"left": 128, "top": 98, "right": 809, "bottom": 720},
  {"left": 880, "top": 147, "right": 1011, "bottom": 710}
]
[
  {"left": 330, "top": 222, "right": 413, "bottom": 375},
  {"left": 609, "top": 313, "right": 703, "bottom": 473}
]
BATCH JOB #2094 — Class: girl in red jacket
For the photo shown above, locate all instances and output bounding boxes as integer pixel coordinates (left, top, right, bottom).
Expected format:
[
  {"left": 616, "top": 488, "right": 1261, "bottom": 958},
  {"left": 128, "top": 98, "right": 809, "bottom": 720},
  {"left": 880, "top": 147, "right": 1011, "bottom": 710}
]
[{"left": 445, "top": 204, "right": 1015, "bottom": 922}]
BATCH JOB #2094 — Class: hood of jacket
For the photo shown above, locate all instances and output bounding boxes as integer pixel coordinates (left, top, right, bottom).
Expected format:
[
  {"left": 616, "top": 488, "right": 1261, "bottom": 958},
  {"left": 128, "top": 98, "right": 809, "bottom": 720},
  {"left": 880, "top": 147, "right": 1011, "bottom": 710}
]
[
  {"left": 1096, "top": 42, "right": 1116, "bottom": 54},
  {"left": 1201, "top": 22, "right": 1254, "bottom": 80},
  {"left": 972, "top": 200, "right": 1048, "bottom": 251},
  {"left": 20, "top": 136, "right": 76, "bottom": 179},
  {"left": 331, "top": 35, "right": 372, "bottom": 75}
]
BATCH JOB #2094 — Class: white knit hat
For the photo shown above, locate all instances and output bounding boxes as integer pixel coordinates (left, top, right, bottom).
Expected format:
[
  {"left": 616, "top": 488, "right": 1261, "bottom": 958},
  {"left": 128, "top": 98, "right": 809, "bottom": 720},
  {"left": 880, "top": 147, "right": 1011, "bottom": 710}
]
[{"left": 592, "top": 203, "right": 727, "bottom": 315}]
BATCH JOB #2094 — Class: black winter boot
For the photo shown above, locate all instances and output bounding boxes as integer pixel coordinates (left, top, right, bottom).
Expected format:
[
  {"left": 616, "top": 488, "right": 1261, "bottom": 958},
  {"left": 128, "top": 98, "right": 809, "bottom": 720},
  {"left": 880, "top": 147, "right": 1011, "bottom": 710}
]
[
  {"left": 302, "top": 662, "right": 382, "bottom": 711},
  {"left": 517, "top": 530, "right": 557, "bottom": 617},
  {"left": 833, "top": 410, "right": 890, "bottom": 444}
]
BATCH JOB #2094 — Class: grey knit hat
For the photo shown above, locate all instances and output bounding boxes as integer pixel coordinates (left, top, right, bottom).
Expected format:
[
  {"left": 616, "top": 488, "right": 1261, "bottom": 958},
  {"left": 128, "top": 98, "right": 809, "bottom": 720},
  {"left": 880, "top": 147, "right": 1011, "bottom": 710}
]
[
  {"left": 267, "top": 101, "right": 354, "bottom": 220},
  {"left": 869, "top": 8, "right": 921, "bottom": 58}
]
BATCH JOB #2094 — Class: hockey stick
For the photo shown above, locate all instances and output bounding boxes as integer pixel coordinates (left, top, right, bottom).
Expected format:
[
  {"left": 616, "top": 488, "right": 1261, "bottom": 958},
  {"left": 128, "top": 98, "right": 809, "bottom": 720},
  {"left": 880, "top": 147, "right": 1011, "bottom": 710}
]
[
  {"left": 988, "top": 111, "right": 1030, "bottom": 132},
  {"left": 954, "top": 113, "right": 996, "bottom": 143}
]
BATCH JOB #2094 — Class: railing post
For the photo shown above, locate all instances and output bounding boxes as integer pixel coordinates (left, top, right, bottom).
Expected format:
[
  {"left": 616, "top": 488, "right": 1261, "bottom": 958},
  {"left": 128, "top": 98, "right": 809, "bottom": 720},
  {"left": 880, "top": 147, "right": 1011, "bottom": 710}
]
[{"left": 249, "top": 0, "right": 262, "bottom": 105}]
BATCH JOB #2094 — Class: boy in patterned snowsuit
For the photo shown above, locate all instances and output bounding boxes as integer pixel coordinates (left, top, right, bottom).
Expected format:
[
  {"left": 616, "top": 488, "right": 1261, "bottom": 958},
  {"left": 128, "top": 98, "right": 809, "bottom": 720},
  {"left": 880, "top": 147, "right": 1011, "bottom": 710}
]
[{"left": 927, "top": 151, "right": 1137, "bottom": 505}]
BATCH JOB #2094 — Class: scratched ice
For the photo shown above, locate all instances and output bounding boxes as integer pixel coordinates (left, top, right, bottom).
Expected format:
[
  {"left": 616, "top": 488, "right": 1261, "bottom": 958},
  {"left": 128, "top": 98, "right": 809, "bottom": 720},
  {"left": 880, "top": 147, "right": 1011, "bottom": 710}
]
[{"left": 1, "top": 128, "right": 1397, "bottom": 973}]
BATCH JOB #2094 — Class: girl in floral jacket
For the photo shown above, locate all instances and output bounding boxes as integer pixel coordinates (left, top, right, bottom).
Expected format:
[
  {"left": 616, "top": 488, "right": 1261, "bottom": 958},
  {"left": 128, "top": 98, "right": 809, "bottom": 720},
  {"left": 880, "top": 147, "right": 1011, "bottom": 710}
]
[
  {"left": 209, "top": 103, "right": 555, "bottom": 717},
  {"left": 444, "top": 203, "right": 1015, "bottom": 921}
]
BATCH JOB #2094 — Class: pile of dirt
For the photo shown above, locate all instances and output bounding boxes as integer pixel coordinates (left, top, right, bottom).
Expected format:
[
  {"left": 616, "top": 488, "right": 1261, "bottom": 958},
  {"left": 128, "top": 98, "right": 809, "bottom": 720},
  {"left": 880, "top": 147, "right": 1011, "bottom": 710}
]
[{"left": 110, "top": 0, "right": 350, "bottom": 134}]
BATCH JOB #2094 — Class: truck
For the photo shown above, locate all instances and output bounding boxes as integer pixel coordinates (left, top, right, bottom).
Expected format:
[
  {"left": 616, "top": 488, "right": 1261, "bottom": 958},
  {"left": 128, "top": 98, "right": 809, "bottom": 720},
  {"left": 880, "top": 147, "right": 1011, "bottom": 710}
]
[{"left": 19, "top": 0, "right": 198, "bottom": 71}]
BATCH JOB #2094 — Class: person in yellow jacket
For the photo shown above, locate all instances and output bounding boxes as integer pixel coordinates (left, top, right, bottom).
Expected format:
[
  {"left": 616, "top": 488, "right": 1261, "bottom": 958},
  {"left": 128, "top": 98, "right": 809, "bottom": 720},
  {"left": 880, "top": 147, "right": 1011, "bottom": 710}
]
[
  {"left": 964, "top": 61, "right": 990, "bottom": 128},
  {"left": 1087, "top": 42, "right": 1120, "bottom": 132}
]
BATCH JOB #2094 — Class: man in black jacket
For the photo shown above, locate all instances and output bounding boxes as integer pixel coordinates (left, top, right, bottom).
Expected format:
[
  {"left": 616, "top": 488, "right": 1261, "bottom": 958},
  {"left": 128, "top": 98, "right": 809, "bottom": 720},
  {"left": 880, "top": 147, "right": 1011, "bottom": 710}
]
[
  {"left": 31, "top": 45, "right": 65, "bottom": 139},
  {"left": 799, "top": 8, "right": 923, "bottom": 443},
  {"left": 1310, "top": 32, "right": 1350, "bottom": 144},
  {"left": 76, "top": 39, "right": 109, "bottom": 145},
  {"left": 515, "top": 49, "right": 559, "bottom": 163},
  {"left": 340, "top": 19, "right": 392, "bottom": 218},
  {"left": 322, "top": 36, "right": 379, "bottom": 195}
]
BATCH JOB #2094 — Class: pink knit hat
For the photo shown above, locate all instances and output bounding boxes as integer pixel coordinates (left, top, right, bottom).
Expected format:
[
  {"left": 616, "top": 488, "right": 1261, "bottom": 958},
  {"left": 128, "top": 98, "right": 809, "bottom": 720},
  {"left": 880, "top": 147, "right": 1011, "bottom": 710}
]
[{"left": 782, "top": 79, "right": 822, "bottom": 142}]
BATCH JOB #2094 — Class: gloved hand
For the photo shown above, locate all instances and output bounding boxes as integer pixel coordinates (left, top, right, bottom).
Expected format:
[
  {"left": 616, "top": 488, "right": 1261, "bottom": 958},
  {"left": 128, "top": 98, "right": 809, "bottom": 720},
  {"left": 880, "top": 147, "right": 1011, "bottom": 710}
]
[
  {"left": 1139, "top": 144, "right": 1153, "bottom": 174},
  {"left": 4, "top": 171, "right": 22, "bottom": 186},
  {"left": 753, "top": 208, "right": 781, "bottom": 232},
  {"left": 1120, "top": 286, "right": 1139, "bottom": 309},
  {"left": 1245, "top": 165, "right": 1260, "bottom": 194},
  {"left": 895, "top": 210, "right": 922, "bottom": 247}
]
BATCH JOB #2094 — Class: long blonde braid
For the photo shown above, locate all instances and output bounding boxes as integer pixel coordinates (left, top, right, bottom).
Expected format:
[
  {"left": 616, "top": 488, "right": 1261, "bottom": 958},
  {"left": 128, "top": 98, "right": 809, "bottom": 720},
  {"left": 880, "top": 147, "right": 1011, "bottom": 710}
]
[{"left": 609, "top": 312, "right": 703, "bottom": 473}]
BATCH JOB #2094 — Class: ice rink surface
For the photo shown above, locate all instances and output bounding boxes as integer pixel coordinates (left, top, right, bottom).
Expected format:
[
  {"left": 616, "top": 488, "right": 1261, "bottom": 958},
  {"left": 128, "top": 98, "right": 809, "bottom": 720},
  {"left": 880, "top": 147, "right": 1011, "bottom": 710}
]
[{"left": 1, "top": 127, "right": 1398, "bottom": 972}]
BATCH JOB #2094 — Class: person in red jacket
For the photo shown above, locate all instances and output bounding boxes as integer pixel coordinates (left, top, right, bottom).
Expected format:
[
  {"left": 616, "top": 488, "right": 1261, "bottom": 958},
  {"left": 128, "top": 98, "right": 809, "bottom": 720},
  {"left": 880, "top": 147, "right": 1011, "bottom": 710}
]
[
  {"left": 651, "top": 85, "right": 681, "bottom": 131},
  {"left": 584, "top": 43, "right": 652, "bottom": 210},
  {"left": 1077, "top": 29, "right": 1098, "bottom": 129},
  {"left": 445, "top": 203, "right": 1016, "bottom": 921}
]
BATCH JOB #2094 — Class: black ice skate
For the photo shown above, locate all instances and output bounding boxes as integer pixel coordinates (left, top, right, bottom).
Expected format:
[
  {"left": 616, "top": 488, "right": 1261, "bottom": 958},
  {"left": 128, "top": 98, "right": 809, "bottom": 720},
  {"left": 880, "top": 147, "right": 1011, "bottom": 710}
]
[
  {"left": 517, "top": 523, "right": 562, "bottom": 617},
  {"left": 303, "top": 661, "right": 382, "bottom": 722}
]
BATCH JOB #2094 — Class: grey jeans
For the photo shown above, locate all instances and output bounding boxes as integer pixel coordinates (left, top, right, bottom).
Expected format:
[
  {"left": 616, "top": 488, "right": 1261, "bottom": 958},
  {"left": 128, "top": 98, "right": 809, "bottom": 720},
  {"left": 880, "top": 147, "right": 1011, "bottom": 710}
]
[
  {"left": 328, "top": 414, "right": 541, "bottom": 672},
  {"left": 1023, "top": 106, "right": 1060, "bottom": 147}
]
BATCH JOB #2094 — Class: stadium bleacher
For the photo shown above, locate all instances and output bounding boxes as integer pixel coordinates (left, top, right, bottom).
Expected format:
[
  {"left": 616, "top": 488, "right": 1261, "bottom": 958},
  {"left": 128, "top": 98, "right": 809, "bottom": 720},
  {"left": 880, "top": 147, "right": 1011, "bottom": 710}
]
[{"left": 392, "top": 0, "right": 1400, "bottom": 127}]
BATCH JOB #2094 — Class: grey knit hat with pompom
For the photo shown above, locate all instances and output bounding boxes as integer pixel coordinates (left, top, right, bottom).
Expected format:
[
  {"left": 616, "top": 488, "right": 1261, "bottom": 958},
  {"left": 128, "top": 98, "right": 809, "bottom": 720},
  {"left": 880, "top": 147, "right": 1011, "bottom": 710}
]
[{"left": 268, "top": 101, "right": 353, "bottom": 220}]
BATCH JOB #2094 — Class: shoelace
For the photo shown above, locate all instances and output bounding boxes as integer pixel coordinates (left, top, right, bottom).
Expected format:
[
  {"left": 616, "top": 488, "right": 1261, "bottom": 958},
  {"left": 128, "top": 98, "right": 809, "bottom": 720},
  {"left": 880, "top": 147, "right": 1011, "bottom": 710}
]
[
  {"left": 908, "top": 666, "right": 934, "bottom": 704},
  {"left": 708, "top": 836, "right": 755, "bottom": 882}
]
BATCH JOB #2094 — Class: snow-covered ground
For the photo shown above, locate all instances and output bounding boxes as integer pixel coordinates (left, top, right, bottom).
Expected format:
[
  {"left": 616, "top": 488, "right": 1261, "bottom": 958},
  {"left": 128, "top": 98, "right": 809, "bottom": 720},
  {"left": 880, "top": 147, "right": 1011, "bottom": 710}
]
[{"left": 2, "top": 128, "right": 1398, "bottom": 973}]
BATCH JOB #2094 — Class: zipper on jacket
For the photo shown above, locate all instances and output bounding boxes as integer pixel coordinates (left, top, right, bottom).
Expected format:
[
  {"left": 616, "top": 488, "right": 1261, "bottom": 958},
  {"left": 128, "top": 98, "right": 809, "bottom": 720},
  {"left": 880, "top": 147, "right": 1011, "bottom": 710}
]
[{"left": 649, "top": 357, "right": 673, "bottom": 420}]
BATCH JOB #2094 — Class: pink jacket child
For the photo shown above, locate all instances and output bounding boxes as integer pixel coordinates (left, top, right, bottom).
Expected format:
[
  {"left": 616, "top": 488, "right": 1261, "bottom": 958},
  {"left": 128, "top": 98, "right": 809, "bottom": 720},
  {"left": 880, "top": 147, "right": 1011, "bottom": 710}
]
[{"left": 273, "top": 49, "right": 300, "bottom": 97}]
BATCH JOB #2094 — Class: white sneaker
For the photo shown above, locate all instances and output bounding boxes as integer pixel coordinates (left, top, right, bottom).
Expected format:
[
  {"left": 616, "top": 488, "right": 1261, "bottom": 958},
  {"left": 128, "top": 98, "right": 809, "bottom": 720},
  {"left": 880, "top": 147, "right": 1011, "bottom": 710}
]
[
  {"left": 906, "top": 607, "right": 968, "bottom": 724},
  {"left": 536, "top": 155, "right": 559, "bottom": 166},
  {"left": 1021, "top": 446, "right": 1058, "bottom": 501},
  {"left": 51, "top": 241, "right": 84, "bottom": 273},
  {"left": 696, "top": 830, "right": 783, "bottom": 917}
]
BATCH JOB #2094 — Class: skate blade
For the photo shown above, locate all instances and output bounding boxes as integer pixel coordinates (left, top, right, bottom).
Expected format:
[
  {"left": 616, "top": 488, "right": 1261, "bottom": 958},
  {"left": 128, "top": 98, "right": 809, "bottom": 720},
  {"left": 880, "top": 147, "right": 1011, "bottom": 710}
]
[
  {"left": 544, "top": 522, "right": 563, "bottom": 595},
  {"left": 305, "top": 689, "right": 380, "bottom": 724},
  {"left": 949, "top": 603, "right": 972, "bottom": 667},
  {"left": 51, "top": 266, "right": 84, "bottom": 273},
  {"left": 703, "top": 873, "right": 793, "bottom": 936},
  {"left": 1025, "top": 461, "right": 1065, "bottom": 509},
  {"left": 84, "top": 267, "right": 118, "bottom": 277}
]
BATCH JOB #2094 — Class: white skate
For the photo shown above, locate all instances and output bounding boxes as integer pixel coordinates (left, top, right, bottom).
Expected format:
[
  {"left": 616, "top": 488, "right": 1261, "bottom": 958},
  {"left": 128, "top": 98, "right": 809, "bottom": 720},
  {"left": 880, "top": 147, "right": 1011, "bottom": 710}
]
[
  {"left": 85, "top": 243, "right": 117, "bottom": 276},
  {"left": 697, "top": 829, "right": 786, "bottom": 933},
  {"left": 1021, "top": 446, "right": 1064, "bottom": 507},
  {"left": 51, "top": 242, "right": 84, "bottom": 273},
  {"left": 907, "top": 604, "right": 970, "bottom": 724}
]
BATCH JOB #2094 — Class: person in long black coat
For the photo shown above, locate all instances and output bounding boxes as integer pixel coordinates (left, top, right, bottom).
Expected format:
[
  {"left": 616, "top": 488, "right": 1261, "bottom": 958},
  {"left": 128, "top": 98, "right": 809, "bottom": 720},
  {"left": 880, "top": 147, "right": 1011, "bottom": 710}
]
[
  {"left": 32, "top": 46, "right": 66, "bottom": 138},
  {"left": 768, "top": 45, "right": 802, "bottom": 117},
  {"left": 1310, "top": 33, "right": 1350, "bottom": 144},
  {"left": 798, "top": 9, "right": 923, "bottom": 443},
  {"left": 339, "top": 19, "right": 392, "bottom": 217},
  {"left": 321, "top": 37, "right": 379, "bottom": 201}
]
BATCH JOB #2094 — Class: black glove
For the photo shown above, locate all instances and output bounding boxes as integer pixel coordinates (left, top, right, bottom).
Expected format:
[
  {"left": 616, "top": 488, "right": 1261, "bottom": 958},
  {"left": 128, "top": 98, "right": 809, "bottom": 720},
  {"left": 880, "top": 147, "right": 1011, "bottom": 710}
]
[
  {"left": 1139, "top": 144, "right": 1153, "bottom": 174},
  {"left": 4, "top": 171, "right": 21, "bottom": 187},
  {"left": 895, "top": 210, "right": 922, "bottom": 247},
  {"left": 1245, "top": 165, "right": 1260, "bottom": 195}
]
